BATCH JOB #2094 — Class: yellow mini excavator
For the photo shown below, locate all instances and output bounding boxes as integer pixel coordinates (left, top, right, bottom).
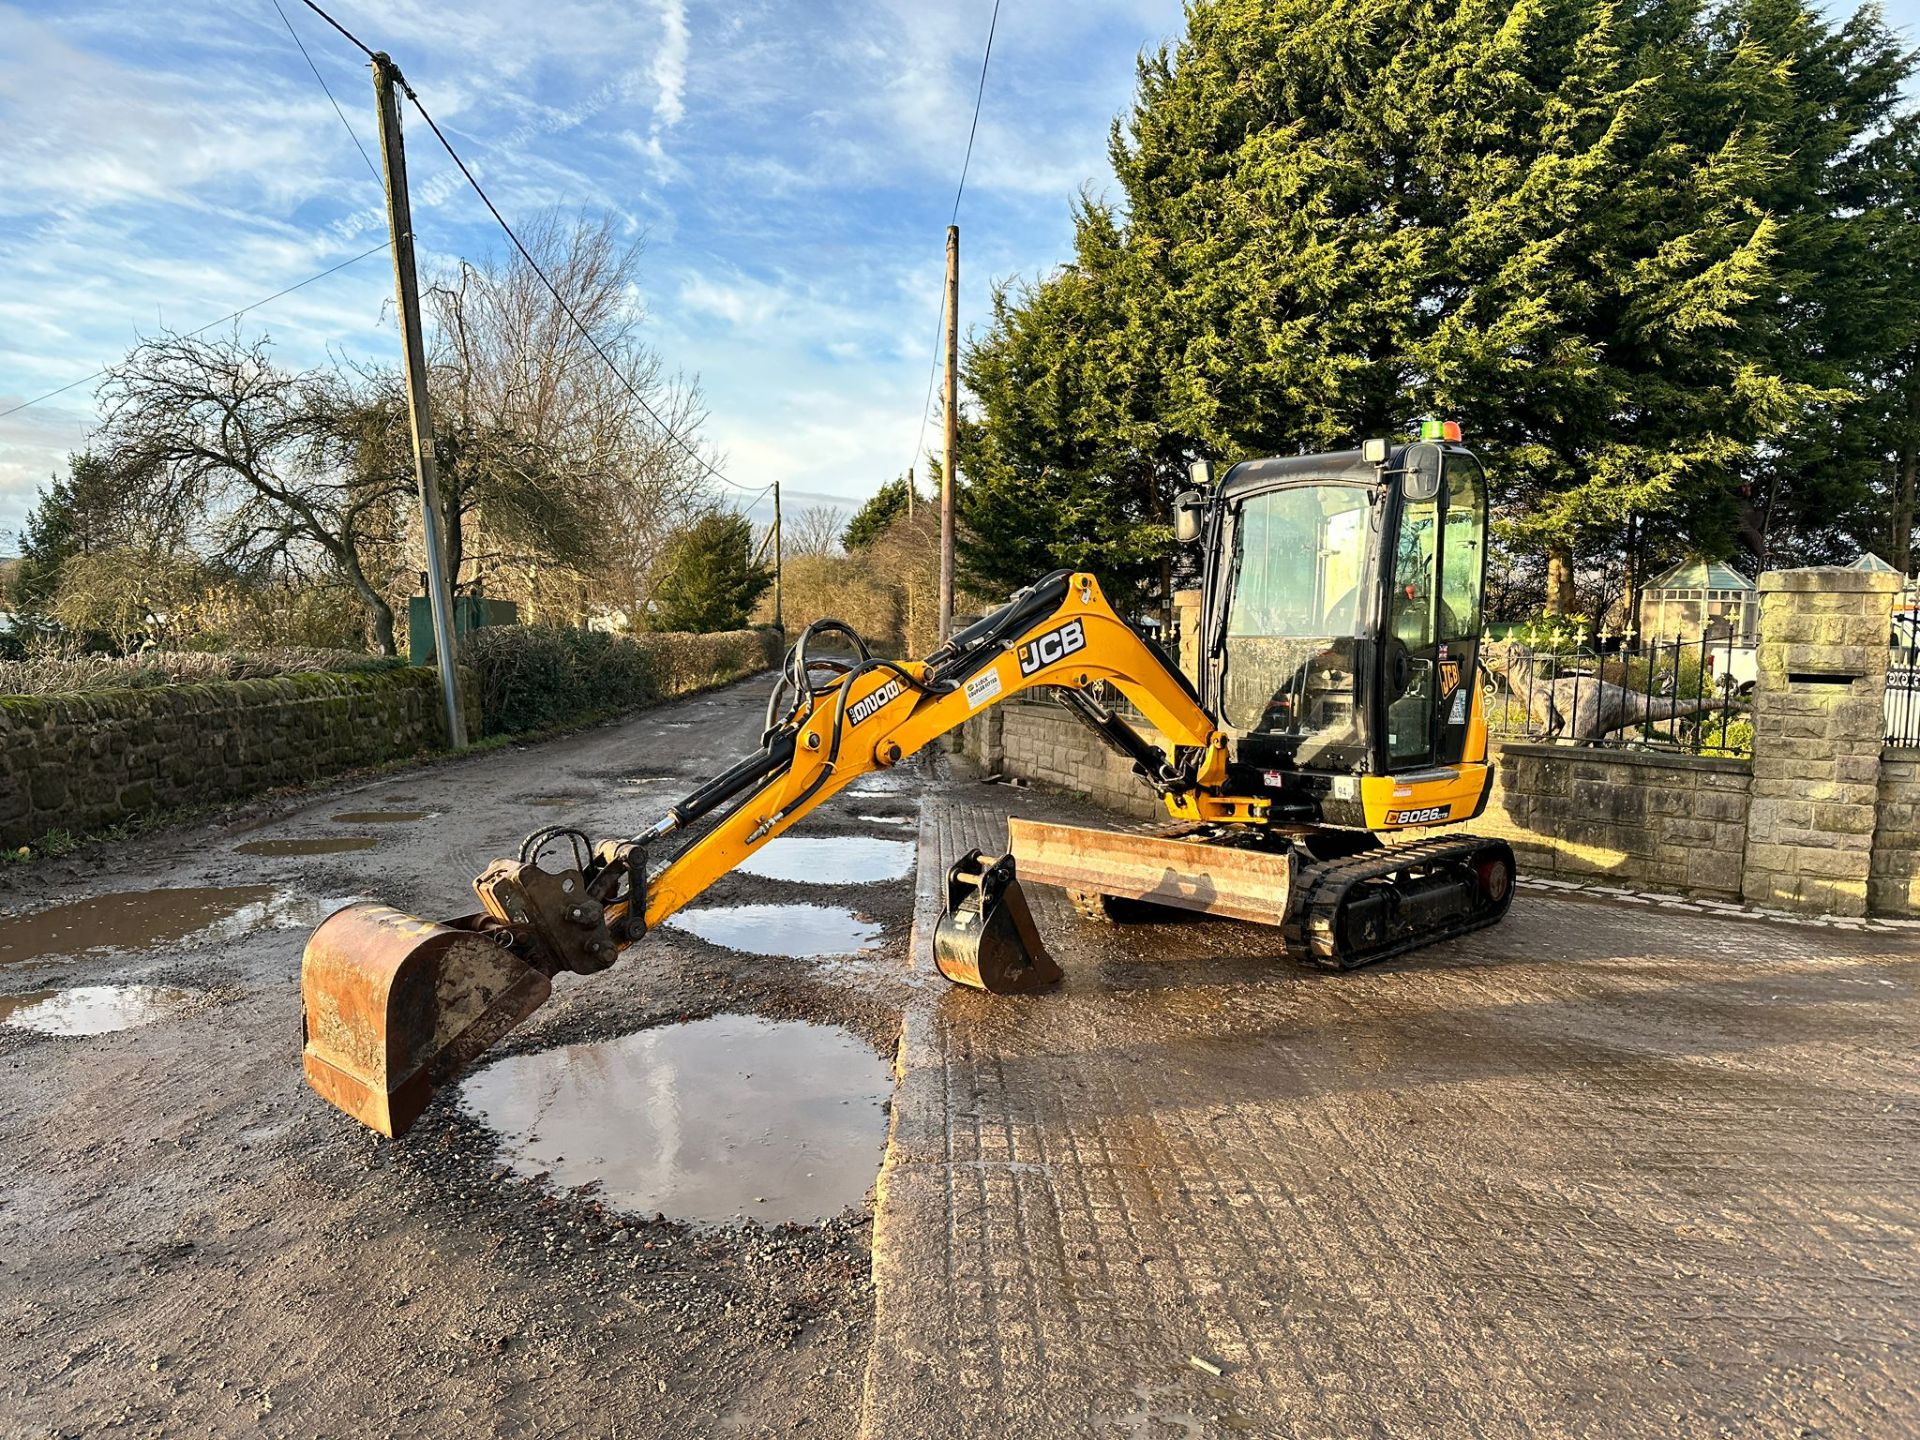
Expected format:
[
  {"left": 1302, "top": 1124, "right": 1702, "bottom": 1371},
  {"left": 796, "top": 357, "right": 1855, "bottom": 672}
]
[{"left": 301, "top": 426, "right": 1515, "bottom": 1137}]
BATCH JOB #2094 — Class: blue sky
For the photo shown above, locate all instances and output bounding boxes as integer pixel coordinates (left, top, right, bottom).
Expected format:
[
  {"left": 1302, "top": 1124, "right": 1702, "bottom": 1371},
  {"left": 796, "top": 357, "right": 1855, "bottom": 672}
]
[
  {"left": 1, "top": 0, "right": 1914, "bottom": 549},
  {"left": 0, "top": 0, "right": 1186, "bottom": 545}
]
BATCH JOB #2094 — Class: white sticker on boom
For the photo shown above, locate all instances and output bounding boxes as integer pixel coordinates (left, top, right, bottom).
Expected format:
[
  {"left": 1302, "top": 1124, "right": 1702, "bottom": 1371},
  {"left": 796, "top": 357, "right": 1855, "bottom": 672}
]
[
  {"left": 964, "top": 668, "right": 1003, "bottom": 710},
  {"left": 1449, "top": 688, "right": 1469, "bottom": 724}
]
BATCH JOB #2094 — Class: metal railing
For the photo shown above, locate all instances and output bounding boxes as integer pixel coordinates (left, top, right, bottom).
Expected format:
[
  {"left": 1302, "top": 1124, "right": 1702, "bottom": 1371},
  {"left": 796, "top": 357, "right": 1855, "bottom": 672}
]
[
  {"left": 1887, "top": 609, "right": 1920, "bottom": 746},
  {"left": 1484, "top": 631, "right": 1752, "bottom": 758}
]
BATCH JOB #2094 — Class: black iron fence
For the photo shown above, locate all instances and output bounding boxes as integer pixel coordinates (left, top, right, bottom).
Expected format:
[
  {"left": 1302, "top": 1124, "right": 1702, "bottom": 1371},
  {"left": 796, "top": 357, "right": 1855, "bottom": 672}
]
[
  {"left": 1887, "top": 607, "right": 1920, "bottom": 746},
  {"left": 1483, "top": 631, "right": 1752, "bottom": 758}
]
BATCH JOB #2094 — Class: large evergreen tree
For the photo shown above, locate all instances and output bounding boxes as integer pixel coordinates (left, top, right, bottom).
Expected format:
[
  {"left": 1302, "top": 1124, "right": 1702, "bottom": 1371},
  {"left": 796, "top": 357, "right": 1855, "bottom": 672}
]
[{"left": 961, "top": 0, "right": 1918, "bottom": 612}]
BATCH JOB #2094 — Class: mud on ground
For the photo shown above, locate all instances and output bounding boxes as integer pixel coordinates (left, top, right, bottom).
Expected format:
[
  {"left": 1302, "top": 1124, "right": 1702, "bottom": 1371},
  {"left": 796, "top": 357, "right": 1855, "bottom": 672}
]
[{"left": 0, "top": 677, "right": 921, "bottom": 1440}]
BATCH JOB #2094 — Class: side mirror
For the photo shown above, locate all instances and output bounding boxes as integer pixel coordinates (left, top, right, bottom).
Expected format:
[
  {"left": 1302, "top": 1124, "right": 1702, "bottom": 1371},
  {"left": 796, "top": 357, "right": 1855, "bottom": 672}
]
[
  {"left": 1401, "top": 442, "right": 1443, "bottom": 503},
  {"left": 1188, "top": 458, "right": 1213, "bottom": 489},
  {"left": 1173, "top": 489, "right": 1205, "bottom": 545}
]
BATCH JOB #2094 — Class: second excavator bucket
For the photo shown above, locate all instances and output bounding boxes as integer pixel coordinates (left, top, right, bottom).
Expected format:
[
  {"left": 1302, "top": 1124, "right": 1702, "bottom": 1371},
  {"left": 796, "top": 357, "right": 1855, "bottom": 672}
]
[
  {"left": 933, "top": 850, "right": 1063, "bottom": 994},
  {"left": 300, "top": 903, "right": 553, "bottom": 1138}
]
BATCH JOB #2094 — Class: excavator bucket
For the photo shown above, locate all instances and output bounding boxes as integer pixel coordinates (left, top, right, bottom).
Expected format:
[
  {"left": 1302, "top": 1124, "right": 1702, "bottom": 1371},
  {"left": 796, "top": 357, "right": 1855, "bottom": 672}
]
[
  {"left": 301, "top": 903, "right": 553, "bottom": 1138},
  {"left": 933, "top": 850, "right": 1062, "bottom": 994}
]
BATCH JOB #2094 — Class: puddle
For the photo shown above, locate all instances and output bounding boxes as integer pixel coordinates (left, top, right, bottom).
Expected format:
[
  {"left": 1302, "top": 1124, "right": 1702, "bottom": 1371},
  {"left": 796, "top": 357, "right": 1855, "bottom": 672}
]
[
  {"left": 330, "top": 810, "right": 429, "bottom": 823},
  {"left": 0, "top": 887, "right": 369, "bottom": 968},
  {"left": 460, "top": 1014, "right": 891, "bottom": 1228},
  {"left": 527, "top": 798, "right": 588, "bottom": 809},
  {"left": 234, "top": 836, "right": 379, "bottom": 856},
  {"left": 664, "top": 903, "right": 883, "bottom": 958},
  {"left": 856, "top": 813, "right": 915, "bottom": 829},
  {"left": 1, "top": 886, "right": 276, "bottom": 967},
  {"left": 735, "top": 836, "right": 914, "bottom": 886},
  {"left": 618, "top": 775, "right": 674, "bottom": 788},
  {"left": 0, "top": 985, "right": 195, "bottom": 1035}
]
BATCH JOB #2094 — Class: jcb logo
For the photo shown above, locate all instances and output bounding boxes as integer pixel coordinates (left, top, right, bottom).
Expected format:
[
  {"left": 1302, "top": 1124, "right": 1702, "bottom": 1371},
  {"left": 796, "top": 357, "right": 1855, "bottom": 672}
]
[
  {"left": 848, "top": 678, "right": 904, "bottom": 726},
  {"left": 1439, "top": 659, "right": 1462, "bottom": 695},
  {"left": 1017, "top": 619, "right": 1087, "bottom": 677}
]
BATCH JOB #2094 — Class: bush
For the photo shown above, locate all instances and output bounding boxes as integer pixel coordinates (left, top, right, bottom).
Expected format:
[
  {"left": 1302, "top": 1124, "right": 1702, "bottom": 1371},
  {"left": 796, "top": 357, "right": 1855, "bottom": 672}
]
[
  {"left": 466, "top": 625, "right": 781, "bottom": 737},
  {"left": 0, "top": 647, "right": 404, "bottom": 697}
]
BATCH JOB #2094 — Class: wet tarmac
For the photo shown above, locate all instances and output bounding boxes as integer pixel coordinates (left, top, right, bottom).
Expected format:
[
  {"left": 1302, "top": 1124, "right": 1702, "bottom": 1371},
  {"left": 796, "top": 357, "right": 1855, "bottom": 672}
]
[
  {"left": 0, "top": 886, "right": 277, "bottom": 967},
  {"left": 233, "top": 837, "right": 379, "bottom": 857},
  {"left": 458, "top": 1014, "right": 892, "bottom": 1229},
  {"left": 736, "top": 836, "right": 914, "bottom": 886},
  {"left": 329, "top": 810, "right": 430, "bottom": 823},
  {"left": 0, "top": 985, "right": 195, "bottom": 1035},
  {"left": 664, "top": 903, "right": 884, "bottom": 958}
]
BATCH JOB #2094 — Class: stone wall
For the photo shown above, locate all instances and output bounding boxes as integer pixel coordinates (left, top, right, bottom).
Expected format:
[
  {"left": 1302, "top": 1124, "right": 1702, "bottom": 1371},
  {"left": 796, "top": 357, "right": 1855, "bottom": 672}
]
[
  {"left": 1473, "top": 743, "right": 1751, "bottom": 899},
  {"left": 0, "top": 668, "right": 465, "bottom": 848}
]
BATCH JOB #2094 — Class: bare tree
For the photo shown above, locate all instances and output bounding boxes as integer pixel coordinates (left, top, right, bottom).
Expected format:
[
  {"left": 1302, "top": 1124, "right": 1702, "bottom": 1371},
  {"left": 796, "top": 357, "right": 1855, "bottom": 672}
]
[
  {"left": 98, "top": 334, "right": 411, "bottom": 652},
  {"left": 786, "top": 505, "right": 848, "bottom": 559},
  {"left": 425, "top": 212, "right": 715, "bottom": 623}
]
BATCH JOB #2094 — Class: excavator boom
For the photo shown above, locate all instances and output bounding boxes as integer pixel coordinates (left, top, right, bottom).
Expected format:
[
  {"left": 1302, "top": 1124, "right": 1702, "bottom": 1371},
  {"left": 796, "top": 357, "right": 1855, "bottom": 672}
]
[{"left": 303, "top": 571, "right": 1260, "bottom": 1135}]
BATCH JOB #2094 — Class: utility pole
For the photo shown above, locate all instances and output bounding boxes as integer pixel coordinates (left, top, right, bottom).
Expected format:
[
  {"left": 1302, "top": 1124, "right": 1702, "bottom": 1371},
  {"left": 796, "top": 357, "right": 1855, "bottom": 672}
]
[
  {"left": 373, "top": 54, "right": 466, "bottom": 748},
  {"left": 906, "top": 465, "right": 914, "bottom": 518},
  {"left": 939, "top": 225, "right": 959, "bottom": 641},
  {"left": 772, "top": 480, "right": 783, "bottom": 631}
]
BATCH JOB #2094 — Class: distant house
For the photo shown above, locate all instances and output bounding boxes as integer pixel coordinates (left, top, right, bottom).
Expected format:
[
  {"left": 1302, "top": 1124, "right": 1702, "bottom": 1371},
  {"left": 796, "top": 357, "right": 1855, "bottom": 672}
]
[{"left": 1638, "top": 558, "right": 1756, "bottom": 645}]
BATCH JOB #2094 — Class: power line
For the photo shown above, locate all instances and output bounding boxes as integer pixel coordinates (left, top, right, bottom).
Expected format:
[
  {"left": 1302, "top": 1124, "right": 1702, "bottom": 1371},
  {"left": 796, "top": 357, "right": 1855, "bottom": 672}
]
[
  {"left": 398, "top": 83, "right": 761, "bottom": 494},
  {"left": 298, "top": 0, "right": 374, "bottom": 61},
  {"left": 951, "top": 0, "right": 1004, "bottom": 227},
  {"left": 270, "top": 0, "right": 381, "bottom": 185},
  {"left": 904, "top": 0, "right": 1005, "bottom": 484},
  {"left": 294, "top": 0, "right": 757, "bottom": 497},
  {"left": 0, "top": 239, "right": 392, "bottom": 422}
]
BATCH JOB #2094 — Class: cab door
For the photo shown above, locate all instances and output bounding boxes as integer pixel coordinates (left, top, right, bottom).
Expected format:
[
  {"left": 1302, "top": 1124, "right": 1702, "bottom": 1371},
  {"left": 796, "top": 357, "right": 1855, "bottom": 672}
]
[{"left": 1380, "top": 446, "right": 1488, "bottom": 772}]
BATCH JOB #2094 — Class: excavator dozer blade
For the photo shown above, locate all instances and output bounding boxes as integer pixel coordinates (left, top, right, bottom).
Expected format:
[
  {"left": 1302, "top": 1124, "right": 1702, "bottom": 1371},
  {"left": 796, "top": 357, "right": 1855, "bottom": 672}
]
[
  {"left": 933, "top": 850, "right": 1063, "bottom": 994},
  {"left": 301, "top": 902, "right": 552, "bottom": 1138},
  {"left": 1007, "top": 817, "right": 1295, "bottom": 925}
]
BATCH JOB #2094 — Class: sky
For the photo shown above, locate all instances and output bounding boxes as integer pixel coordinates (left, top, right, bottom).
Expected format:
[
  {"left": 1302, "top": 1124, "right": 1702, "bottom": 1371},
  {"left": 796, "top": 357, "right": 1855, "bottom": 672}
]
[
  {"left": 2, "top": 0, "right": 1915, "bottom": 553},
  {"left": 0, "top": 0, "right": 1187, "bottom": 548}
]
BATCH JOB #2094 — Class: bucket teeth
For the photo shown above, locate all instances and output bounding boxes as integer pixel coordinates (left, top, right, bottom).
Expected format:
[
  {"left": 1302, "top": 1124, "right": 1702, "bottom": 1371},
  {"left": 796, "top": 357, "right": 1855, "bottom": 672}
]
[
  {"left": 932, "top": 850, "right": 1062, "bottom": 995},
  {"left": 300, "top": 902, "right": 552, "bottom": 1137}
]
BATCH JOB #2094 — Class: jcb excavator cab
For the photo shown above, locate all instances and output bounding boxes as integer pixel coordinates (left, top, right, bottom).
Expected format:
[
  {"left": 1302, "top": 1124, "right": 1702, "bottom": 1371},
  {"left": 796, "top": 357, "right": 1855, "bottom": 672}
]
[{"left": 1174, "top": 422, "right": 1492, "bottom": 831}]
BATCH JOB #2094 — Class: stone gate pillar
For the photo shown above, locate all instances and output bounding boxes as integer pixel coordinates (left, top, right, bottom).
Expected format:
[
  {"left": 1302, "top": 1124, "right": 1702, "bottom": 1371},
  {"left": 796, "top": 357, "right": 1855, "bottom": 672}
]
[{"left": 1741, "top": 567, "right": 1900, "bottom": 915}]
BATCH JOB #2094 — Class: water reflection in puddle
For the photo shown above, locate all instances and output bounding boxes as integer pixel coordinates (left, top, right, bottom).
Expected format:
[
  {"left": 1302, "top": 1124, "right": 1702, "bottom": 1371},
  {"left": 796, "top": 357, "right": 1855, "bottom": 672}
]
[
  {"left": 460, "top": 1014, "right": 891, "bottom": 1227},
  {"left": 856, "top": 814, "right": 915, "bottom": 829},
  {"left": 0, "top": 985, "right": 195, "bottom": 1035},
  {"left": 665, "top": 903, "right": 882, "bottom": 957},
  {"left": 736, "top": 836, "right": 914, "bottom": 885},
  {"left": 330, "top": 810, "right": 429, "bottom": 823},
  {"left": 234, "top": 836, "right": 379, "bottom": 857},
  {"left": 0, "top": 887, "right": 370, "bottom": 967}
]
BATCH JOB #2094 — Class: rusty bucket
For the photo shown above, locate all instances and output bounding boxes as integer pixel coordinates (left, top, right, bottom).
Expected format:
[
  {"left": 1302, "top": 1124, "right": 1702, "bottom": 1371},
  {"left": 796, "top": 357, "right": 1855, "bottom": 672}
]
[{"left": 300, "top": 903, "right": 552, "bottom": 1138}]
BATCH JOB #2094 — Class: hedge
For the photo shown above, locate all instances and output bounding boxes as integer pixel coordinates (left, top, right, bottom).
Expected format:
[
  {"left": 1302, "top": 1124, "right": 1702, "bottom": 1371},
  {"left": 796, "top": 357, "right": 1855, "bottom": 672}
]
[{"left": 465, "top": 625, "right": 784, "bottom": 737}]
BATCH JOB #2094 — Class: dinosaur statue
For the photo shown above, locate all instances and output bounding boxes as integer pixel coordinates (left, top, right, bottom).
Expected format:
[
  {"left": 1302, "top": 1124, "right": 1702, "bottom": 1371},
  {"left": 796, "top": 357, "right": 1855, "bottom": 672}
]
[{"left": 1490, "top": 641, "right": 1732, "bottom": 743}]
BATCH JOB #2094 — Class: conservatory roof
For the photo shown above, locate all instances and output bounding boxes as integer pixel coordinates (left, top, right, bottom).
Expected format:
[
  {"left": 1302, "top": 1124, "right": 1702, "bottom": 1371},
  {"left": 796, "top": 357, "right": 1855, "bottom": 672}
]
[
  {"left": 1644, "top": 557, "right": 1754, "bottom": 592},
  {"left": 1849, "top": 552, "right": 1900, "bottom": 573}
]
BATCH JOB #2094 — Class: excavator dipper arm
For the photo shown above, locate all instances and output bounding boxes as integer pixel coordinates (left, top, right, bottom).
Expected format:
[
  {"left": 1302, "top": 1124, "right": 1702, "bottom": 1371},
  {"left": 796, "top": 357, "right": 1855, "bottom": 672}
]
[{"left": 300, "top": 571, "right": 1247, "bottom": 1136}]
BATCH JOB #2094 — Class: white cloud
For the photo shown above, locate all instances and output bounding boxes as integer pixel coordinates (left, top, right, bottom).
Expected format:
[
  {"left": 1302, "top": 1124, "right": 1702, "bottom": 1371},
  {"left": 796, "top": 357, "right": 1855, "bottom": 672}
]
[{"left": 651, "top": 0, "right": 690, "bottom": 132}]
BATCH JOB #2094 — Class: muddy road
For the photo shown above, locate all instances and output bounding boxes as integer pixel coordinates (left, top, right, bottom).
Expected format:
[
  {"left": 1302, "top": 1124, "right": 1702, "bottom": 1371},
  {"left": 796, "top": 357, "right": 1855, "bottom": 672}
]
[{"left": 0, "top": 677, "right": 921, "bottom": 1440}]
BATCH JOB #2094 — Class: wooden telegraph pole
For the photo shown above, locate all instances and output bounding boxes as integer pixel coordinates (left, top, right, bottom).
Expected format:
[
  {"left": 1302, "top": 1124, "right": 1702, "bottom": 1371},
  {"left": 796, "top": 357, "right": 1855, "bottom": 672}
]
[
  {"left": 772, "top": 480, "right": 783, "bottom": 630},
  {"left": 938, "top": 225, "right": 959, "bottom": 641},
  {"left": 372, "top": 53, "right": 466, "bottom": 748}
]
